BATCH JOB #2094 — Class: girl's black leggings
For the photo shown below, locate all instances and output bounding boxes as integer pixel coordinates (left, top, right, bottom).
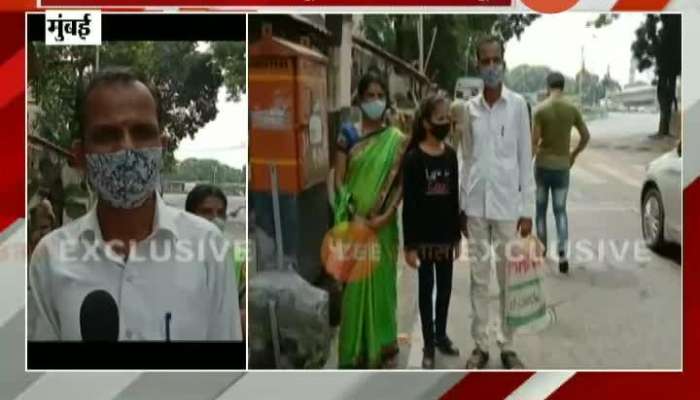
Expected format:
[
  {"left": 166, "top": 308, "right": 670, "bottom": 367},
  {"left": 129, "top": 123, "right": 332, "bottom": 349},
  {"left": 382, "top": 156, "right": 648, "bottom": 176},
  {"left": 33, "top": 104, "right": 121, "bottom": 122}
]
[{"left": 417, "top": 254, "right": 454, "bottom": 350}]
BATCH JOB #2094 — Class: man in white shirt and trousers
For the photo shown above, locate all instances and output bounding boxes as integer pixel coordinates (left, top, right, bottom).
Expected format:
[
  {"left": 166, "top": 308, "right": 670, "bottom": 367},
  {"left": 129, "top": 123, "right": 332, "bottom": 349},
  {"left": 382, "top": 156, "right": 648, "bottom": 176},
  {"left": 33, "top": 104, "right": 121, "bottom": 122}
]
[
  {"left": 28, "top": 67, "right": 242, "bottom": 342},
  {"left": 460, "top": 36, "right": 535, "bottom": 369}
]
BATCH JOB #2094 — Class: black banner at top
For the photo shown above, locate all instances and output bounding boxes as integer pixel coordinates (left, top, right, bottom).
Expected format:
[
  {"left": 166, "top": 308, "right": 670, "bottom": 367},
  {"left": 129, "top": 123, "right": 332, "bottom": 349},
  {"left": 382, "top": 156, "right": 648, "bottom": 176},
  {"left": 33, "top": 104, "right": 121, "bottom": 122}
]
[{"left": 29, "top": 13, "right": 246, "bottom": 42}]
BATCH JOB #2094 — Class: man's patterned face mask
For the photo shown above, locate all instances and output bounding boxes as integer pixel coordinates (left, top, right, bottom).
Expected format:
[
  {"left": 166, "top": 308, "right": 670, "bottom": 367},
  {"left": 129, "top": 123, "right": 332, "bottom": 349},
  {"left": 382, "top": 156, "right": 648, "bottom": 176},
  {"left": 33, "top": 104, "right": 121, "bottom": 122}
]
[{"left": 86, "top": 147, "right": 163, "bottom": 209}]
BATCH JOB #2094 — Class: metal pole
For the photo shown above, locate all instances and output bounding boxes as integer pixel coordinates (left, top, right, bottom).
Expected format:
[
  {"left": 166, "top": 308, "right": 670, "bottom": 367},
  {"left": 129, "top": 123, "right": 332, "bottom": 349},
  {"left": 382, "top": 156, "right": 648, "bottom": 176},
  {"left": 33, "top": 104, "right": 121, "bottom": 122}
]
[
  {"left": 424, "top": 27, "right": 438, "bottom": 73},
  {"left": 95, "top": 46, "right": 100, "bottom": 72},
  {"left": 418, "top": 15, "right": 424, "bottom": 74},
  {"left": 465, "top": 38, "right": 473, "bottom": 74},
  {"left": 269, "top": 164, "right": 285, "bottom": 271},
  {"left": 268, "top": 299, "right": 282, "bottom": 368},
  {"left": 579, "top": 46, "right": 584, "bottom": 105}
]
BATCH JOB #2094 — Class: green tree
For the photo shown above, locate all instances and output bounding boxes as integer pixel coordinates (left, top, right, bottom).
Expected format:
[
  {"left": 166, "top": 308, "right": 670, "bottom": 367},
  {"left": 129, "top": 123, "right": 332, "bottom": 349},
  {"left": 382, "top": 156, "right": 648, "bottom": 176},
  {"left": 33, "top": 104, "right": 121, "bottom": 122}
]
[
  {"left": 506, "top": 64, "right": 615, "bottom": 106},
  {"left": 362, "top": 15, "right": 397, "bottom": 55},
  {"left": 588, "top": 14, "right": 620, "bottom": 29},
  {"left": 591, "top": 14, "right": 681, "bottom": 135},
  {"left": 166, "top": 158, "right": 245, "bottom": 185},
  {"left": 601, "top": 73, "right": 622, "bottom": 94},
  {"left": 211, "top": 41, "right": 247, "bottom": 101},
  {"left": 632, "top": 14, "right": 681, "bottom": 135},
  {"left": 28, "top": 41, "right": 240, "bottom": 167},
  {"left": 576, "top": 69, "right": 606, "bottom": 106},
  {"left": 506, "top": 65, "right": 565, "bottom": 95},
  {"left": 360, "top": 15, "right": 539, "bottom": 95},
  {"left": 28, "top": 43, "right": 97, "bottom": 149}
]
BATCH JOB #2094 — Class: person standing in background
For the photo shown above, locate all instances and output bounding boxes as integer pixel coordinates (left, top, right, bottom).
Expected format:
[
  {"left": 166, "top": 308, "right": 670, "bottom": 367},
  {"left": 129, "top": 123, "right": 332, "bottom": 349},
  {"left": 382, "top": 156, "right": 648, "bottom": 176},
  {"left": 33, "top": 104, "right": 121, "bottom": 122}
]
[
  {"left": 532, "top": 72, "right": 591, "bottom": 274},
  {"left": 61, "top": 147, "right": 97, "bottom": 225},
  {"left": 186, "top": 183, "right": 246, "bottom": 334},
  {"left": 186, "top": 184, "right": 228, "bottom": 230},
  {"left": 28, "top": 199, "right": 56, "bottom": 262}
]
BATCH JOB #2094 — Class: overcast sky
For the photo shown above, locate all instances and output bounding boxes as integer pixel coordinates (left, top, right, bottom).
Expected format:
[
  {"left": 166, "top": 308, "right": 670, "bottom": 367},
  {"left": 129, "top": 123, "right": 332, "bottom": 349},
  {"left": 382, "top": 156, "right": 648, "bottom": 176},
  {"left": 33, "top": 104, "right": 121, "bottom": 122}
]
[
  {"left": 506, "top": 13, "right": 655, "bottom": 86},
  {"left": 174, "top": 89, "right": 247, "bottom": 169},
  {"left": 175, "top": 41, "right": 247, "bottom": 170}
]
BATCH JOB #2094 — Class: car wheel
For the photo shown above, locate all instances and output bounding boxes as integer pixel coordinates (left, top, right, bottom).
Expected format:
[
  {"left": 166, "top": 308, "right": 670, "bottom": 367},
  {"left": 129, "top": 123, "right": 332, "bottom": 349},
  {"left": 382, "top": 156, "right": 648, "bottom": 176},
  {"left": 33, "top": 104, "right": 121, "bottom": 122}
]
[{"left": 642, "top": 186, "right": 665, "bottom": 251}]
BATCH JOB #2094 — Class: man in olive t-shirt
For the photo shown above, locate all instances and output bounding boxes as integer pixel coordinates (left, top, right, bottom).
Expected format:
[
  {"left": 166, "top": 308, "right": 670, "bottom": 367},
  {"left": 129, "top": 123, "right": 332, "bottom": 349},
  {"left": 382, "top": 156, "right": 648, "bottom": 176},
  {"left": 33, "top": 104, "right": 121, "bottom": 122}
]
[{"left": 532, "top": 72, "right": 590, "bottom": 273}]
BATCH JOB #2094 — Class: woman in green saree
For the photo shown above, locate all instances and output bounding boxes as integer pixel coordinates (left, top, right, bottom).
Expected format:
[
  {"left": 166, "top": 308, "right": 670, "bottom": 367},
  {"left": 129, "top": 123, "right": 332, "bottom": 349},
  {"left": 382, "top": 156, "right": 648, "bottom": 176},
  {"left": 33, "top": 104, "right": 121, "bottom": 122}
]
[{"left": 333, "top": 72, "right": 409, "bottom": 369}]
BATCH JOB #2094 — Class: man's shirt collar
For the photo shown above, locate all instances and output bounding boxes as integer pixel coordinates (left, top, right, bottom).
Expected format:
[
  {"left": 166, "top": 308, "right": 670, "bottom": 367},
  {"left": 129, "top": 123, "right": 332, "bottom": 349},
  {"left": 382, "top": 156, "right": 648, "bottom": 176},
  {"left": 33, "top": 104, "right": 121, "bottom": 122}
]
[{"left": 77, "top": 193, "right": 180, "bottom": 243}]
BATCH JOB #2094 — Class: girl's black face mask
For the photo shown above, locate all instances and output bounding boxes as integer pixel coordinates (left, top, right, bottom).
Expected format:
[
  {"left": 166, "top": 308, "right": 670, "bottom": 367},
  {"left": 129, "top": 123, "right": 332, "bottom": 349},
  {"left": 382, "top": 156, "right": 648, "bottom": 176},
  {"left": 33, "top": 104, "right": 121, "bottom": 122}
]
[{"left": 431, "top": 122, "right": 451, "bottom": 141}]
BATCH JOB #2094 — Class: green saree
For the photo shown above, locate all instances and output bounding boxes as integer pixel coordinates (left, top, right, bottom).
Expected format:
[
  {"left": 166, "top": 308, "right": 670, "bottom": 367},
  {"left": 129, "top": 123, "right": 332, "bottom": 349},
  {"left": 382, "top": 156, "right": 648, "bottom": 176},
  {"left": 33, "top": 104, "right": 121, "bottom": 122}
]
[{"left": 335, "top": 125, "right": 409, "bottom": 369}]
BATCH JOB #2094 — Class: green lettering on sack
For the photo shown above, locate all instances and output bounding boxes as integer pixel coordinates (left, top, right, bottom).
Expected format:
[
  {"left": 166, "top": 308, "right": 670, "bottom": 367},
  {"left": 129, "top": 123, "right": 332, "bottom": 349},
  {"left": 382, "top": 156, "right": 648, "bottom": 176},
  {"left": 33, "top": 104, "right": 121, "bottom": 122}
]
[
  {"left": 507, "top": 277, "right": 542, "bottom": 292},
  {"left": 506, "top": 305, "right": 547, "bottom": 327}
]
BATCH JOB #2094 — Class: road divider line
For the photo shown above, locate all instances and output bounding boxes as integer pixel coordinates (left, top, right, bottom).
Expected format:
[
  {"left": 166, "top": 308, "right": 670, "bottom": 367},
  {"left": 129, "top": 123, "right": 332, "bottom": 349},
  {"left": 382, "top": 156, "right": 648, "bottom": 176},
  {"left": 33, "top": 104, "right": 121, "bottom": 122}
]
[
  {"left": 568, "top": 205, "right": 639, "bottom": 213},
  {"left": 570, "top": 165, "right": 606, "bottom": 185},
  {"left": 586, "top": 161, "right": 641, "bottom": 188}
]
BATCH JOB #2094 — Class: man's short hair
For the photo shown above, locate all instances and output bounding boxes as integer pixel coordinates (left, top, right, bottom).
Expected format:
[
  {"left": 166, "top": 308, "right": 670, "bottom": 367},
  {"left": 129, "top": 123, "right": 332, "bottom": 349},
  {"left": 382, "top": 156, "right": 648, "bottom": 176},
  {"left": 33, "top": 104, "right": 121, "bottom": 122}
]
[
  {"left": 547, "top": 72, "right": 566, "bottom": 90},
  {"left": 75, "top": 66, "right": 162, "bottom": 140},
  {"left": 475, "top": 34, "right": 505, "bottom": 61}
]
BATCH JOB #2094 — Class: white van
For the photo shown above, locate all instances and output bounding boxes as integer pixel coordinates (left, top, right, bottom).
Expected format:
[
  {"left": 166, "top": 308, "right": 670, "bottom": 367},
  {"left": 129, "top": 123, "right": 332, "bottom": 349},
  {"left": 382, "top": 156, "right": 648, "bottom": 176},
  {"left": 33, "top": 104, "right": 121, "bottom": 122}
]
[{"left": 454, "top": 77, "right": 483, "bottom": 100}]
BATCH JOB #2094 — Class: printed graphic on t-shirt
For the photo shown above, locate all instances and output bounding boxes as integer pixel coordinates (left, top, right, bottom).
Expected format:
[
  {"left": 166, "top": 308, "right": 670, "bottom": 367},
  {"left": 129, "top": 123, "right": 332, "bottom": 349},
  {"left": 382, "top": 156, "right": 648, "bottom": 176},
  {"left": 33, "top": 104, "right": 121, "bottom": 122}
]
[{"left": 425, "top": 167, "right": 451, "bottom": 196}]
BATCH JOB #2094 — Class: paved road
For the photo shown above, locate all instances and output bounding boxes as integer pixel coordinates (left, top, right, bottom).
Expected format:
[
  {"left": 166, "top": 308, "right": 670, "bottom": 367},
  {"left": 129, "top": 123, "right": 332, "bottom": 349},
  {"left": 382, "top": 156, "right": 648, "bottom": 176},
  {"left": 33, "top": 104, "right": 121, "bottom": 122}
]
[{"left": 586, "top": 111, "right": 659, "bottom": 139}]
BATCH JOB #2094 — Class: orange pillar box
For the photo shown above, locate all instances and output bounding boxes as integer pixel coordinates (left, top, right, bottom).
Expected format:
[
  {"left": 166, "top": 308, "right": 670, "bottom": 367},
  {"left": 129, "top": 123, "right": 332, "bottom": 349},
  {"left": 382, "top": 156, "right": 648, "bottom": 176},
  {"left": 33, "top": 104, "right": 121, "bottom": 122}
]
[
  {"left": 249, "top": 25, "right": 330, "bottom": 194},
  {"left": 249, "top": 26, "right": 331, "bottom": 284}
]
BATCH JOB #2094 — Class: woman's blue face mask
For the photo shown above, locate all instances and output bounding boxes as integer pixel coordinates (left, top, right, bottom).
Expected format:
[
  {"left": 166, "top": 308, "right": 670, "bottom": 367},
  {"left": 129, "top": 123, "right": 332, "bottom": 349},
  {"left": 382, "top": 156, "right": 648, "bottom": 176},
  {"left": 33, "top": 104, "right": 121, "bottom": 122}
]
[{"left": 360, "top": 99, "right": 386, "bottom": 121}]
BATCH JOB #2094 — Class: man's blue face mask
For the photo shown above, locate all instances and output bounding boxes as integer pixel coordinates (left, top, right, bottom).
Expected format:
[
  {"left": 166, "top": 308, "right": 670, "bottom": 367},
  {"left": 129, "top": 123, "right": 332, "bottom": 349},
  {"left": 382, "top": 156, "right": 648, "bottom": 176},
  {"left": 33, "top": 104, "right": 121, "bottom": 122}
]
[{"left": 86, "top": 147, "right": 162, "bottom": 209}]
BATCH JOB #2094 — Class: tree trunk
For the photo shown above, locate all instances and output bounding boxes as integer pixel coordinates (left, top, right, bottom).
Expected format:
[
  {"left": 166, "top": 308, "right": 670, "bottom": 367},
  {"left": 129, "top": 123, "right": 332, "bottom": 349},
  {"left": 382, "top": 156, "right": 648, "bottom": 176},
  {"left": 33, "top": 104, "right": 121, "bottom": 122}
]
[{"left": 657, "top": 75, "right": 673, "bottom": 136}]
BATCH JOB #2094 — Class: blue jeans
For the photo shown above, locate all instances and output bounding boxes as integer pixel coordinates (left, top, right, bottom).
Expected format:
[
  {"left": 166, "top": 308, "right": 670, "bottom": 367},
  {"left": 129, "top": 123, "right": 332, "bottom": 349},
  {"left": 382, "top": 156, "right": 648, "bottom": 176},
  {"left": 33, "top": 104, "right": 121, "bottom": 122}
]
[{"left": 535, "top": 167, "right": 570, "bottom": 257}]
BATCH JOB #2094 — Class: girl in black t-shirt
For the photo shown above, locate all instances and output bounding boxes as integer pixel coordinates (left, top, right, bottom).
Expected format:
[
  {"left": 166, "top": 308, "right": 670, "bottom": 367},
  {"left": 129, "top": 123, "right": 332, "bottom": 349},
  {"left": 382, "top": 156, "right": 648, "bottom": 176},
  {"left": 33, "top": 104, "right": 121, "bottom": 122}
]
[{"left": 402, "top": 93, "right": 462, "bottom": 369}]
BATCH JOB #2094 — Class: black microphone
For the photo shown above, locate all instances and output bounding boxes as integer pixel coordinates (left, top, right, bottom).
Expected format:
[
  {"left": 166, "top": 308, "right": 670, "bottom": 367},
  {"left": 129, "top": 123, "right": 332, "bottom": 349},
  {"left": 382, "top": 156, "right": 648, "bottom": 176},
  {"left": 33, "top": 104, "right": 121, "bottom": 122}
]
[
  {"left": 80, "top": 290, "right": 119, "bottom": 342},
  {"left": 165, "top": 312, "right": 172, "bottom": 342}
]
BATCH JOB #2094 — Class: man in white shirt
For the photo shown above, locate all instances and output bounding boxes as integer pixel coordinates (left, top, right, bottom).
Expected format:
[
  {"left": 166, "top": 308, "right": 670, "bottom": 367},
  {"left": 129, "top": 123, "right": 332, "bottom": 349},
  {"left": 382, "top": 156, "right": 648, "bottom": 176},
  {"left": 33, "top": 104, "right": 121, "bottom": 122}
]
[
  {"left": 460, "top": 36, "right": 535, "bottom": 369},
  {"left": 28, "top": 67, "right": 242, "bottom": 342}
]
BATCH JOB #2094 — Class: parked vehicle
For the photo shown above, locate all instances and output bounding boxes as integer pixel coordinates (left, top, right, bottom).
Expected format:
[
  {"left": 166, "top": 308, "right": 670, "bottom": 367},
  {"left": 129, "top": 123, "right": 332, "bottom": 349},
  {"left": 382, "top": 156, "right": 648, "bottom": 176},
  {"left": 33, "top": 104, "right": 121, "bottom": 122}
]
[
  {"left": 454, "top": 76, "right": 483, "bottom": 100},
  {"left": 641, "top": 141, "right": 682, "bottom": 250}
]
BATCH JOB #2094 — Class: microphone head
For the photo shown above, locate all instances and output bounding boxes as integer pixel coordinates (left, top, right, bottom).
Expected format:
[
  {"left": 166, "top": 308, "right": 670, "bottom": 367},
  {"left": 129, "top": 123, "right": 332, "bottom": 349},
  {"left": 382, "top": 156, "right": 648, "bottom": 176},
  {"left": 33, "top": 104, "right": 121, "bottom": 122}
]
[{"left": 80, "top": 290, "right": 119, "bottom": 341}]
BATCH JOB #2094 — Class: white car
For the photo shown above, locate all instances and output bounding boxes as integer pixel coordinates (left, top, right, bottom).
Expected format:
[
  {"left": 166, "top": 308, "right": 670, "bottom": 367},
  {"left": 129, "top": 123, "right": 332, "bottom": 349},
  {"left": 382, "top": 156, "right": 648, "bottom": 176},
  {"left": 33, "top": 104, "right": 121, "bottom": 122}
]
[{"left": 641, "top": 141, "right": 682, "bottom": 250}]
